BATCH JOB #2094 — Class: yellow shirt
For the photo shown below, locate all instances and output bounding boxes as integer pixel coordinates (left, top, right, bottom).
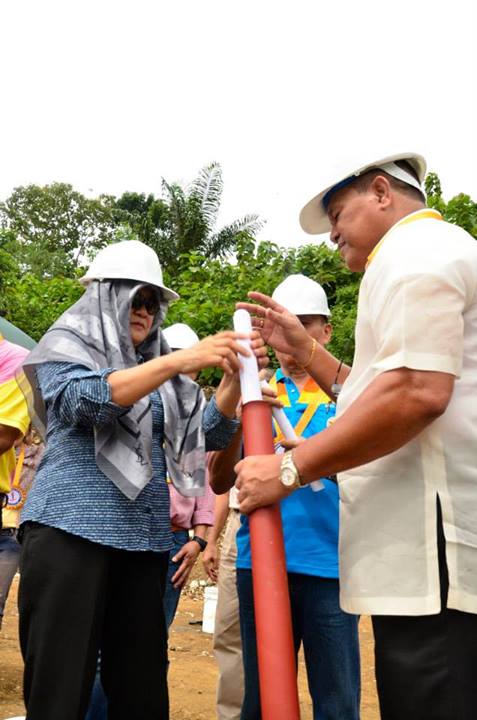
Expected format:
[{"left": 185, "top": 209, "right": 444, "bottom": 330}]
[{"left": 0, "top": 377, "right": 30, "bottom": 493}]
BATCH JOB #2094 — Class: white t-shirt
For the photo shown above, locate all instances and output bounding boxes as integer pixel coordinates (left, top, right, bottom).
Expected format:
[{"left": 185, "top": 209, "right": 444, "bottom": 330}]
[{"left": 337, "top": 210, "right": 477, "bottom": 616}]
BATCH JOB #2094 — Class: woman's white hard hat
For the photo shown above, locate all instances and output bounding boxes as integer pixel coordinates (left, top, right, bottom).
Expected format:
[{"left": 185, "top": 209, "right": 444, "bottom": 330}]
[
  {"left": 272, "top": 274, "right": 331, "bottom": 316},
  {"left": 80, "top": 240, "right": 179, "bottom": 301},
  {"left": 163, "top": 323, "right": 199, "bottom": 350},
  {"left": 300, "top": 151, "right": 427, "bottom": 235}
]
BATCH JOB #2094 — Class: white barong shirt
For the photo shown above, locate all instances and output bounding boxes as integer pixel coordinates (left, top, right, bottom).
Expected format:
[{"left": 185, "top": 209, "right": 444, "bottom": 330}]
[{"left": 337, "top": 210, "right": 477, "bottom": 616}]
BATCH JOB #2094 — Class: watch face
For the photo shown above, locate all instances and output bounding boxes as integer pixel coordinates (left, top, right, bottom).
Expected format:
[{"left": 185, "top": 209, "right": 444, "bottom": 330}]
[{"left": 281, "top": 468, "right": 297, "bottom": 487}]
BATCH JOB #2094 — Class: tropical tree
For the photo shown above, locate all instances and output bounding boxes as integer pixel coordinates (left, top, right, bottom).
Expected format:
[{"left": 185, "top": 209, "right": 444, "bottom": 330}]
[
  {"left": 0, "top": 183, "right": 117, "bottom": 278},
  {"left": 426, "top": 173, "right": 477, "bottom": 239},
  {"left": 113, "top": 162, "right": 264, "bottom": 272}
]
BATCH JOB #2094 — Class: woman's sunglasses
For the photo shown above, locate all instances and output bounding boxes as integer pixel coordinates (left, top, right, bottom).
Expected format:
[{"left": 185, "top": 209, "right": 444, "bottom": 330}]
[{"left": 131, "top": 291, "right": 161, "bottom": 316}]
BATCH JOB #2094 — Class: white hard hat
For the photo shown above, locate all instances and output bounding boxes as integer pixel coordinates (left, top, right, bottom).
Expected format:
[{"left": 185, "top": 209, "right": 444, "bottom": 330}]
[
  {"left": 300, "top": 151, "right": 427, "bottom": 235},
  {"left": 272, "top": 274, "right": 330, "bottom": 316},
  {"left": 80, "top": 240, "right": 179, "bottom": 301},
  {"left": 163, "top": 322, "right": 199, "bottom": 349}
]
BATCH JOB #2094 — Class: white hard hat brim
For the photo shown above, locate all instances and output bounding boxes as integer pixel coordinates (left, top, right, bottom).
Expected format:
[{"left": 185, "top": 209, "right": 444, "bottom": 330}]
[
  {"left": 299, "top": 152, "right": 427, "bottom": 235},
  {"left": 80, "top": 272, "right": 179, "bottom": 301}
]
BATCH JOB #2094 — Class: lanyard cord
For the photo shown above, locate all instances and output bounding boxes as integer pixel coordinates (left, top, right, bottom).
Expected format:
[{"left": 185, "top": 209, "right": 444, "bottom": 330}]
[{"left": 331, "top": 335, "right": 354, "bottom": 399}]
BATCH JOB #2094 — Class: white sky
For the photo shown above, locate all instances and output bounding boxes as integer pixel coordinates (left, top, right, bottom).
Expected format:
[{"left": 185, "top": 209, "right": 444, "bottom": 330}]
[{"left": 0, "top": 0, "right": 476, "bottom": 248}]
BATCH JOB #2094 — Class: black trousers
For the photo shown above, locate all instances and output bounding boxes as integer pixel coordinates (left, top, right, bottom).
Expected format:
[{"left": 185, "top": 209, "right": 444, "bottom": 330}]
[
  {"left": 372, "top": 499, "right": 477, "bottom": 720},
  {"left": 18, "top": 522, "right": 169, "bottom": 720}
]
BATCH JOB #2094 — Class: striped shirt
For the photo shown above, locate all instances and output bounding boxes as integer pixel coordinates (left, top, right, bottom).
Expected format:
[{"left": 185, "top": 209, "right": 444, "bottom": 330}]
[{"left": 21, "top": 362, "right": 238, "bottom": 552}]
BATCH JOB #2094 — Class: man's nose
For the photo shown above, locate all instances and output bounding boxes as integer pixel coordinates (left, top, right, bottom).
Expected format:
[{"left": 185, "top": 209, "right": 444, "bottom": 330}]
[{"left": 329, "top": 226, "right": 340, "bottom": 244}]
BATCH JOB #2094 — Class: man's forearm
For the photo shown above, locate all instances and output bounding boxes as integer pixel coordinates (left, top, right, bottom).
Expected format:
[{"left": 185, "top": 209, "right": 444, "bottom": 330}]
[
  {"left": 208, "top": 427, "right": 243, "bottom": 494},
  {"left": 298, "top": 341, "right": 351, "bottom": 399},
  {"left": 294, "top": 368, "right": 454, "bottom": 483},
  {"left": 207, "top": 492, "right": 231, "bottom": 543},
  {"left": 192, "top": 523, "right": 208, "bottom": 540}
]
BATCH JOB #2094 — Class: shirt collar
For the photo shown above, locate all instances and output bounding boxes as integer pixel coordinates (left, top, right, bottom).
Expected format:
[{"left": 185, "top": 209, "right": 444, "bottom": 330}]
[{"left": 366, "top": 208, "right": 443, "bottom": 269}]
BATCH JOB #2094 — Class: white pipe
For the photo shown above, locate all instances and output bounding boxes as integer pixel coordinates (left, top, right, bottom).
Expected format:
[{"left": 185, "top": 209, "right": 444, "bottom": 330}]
[
  {"left": 233, "top": 309, "right": 262, "bottom": 405},
  {"left": 262, "top": 380, "right": 324, "bottom": 493}
]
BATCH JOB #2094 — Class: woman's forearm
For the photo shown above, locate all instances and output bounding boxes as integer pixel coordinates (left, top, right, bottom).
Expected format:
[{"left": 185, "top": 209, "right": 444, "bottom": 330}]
[{"left": 107, "top": 353, "right": 184, "bottom": 406}]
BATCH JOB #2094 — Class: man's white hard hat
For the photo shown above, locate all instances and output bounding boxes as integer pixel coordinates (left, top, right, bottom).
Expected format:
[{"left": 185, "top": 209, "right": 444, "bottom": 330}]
[
  {"left": 272, "top": 274, "right": 331, "bottom": 317},
  {"left": 163, "top": 323, "right": 199, "bottom": 349},
  {"left": 300, "top": 152, "right": 427, "bottom": 235},
  {"left": 80, "top": 240, "right": 179, "bottom": 301}
]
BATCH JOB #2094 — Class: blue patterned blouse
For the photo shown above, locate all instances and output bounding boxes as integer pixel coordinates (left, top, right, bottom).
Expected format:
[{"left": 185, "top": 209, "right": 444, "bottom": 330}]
[{"left": 21, "top": 362, "right": 237, "bottom": 553}]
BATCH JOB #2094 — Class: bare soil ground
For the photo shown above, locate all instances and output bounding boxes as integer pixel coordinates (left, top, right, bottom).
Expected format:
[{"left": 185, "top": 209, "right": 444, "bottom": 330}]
[{"left": 0, "top": 574, "right": 379, "bottom": 719}]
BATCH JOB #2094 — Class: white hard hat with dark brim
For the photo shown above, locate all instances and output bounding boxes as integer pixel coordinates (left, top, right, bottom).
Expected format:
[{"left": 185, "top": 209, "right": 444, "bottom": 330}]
[
  {"left": 80, "top": 240, "right": 179, "bottom": 301},
  {"left": 299, "top": 152, "right": 427, "bottom": 235}
]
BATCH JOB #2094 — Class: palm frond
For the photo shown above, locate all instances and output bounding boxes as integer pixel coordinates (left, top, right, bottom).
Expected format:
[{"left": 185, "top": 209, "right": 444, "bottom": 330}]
[
  {"left": 189, "top": 162, "right": 223, "bottom": 231},
  {"left": 205, "top": 215, "right": 265, "bottom": 258}
]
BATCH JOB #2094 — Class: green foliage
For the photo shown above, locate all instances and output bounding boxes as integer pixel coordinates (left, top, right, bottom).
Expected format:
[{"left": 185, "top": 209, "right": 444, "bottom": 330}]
[
  {"left": 1, "top": 170, "right": 475, "bottom": 386},
  {"left": 111, "top": 163, "right": 264, "bottom": 273},
  {"left": 164, "top": 238, "right": 360, "bottom": 383},
  {"left": 426, "top": 173, "right": 477, "bottom": 239},
  {"left": 2, "top": 273, "right": 84, "bottom": 341},
  {"left": 0, "top": 183, "right": 117, "bottom": 278}
]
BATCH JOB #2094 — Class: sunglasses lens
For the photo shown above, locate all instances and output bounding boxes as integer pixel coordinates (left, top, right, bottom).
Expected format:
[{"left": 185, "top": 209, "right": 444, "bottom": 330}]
[{"left": 132, "top": 292, "right": 160, "bottom": 315}]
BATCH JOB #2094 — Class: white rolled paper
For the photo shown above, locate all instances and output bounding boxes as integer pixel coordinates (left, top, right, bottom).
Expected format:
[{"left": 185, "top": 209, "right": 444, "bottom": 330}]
[
  {"left": 261, "top": 380, "right": 324, "bottom": 493},
  {"left": 233, "top": 309, "right": 262, "bottom": 405}
]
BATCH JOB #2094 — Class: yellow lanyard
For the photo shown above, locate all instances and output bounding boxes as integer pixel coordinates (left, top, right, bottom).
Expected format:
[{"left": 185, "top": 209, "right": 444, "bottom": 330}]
[
  {"left": 269, "top": 374, "right": 330, "bottom": 443},
  {"left": 12, "top": 445, "right": 26, "bottom": 488},
  {"left": 366, "top": 209, "right": 443, "bottom": 268}
]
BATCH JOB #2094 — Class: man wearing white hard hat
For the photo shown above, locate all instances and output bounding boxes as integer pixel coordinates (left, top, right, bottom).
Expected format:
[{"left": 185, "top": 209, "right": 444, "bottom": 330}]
[
  {"left": 236, "top": 153, "right": 477, "bottom": 719},
  {"left": 233, "top": 275, "right": 360, "bottom": 720},
  {"left": 18, "top": 240, "right": 268, "bottom": 720}
]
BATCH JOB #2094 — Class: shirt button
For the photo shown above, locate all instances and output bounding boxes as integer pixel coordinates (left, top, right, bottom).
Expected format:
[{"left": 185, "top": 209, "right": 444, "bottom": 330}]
[{"left": 143, "top": 506, "right": 152, "bottom": 514}]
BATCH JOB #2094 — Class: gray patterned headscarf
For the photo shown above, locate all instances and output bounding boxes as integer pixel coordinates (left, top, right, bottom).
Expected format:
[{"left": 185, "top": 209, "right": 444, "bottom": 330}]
[{"left": 20, "top": 280, "right": 206, "bottom": 500}]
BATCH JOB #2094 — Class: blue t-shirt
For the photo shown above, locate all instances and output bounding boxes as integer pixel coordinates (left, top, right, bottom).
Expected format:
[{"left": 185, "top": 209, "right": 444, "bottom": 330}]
[{"left": 236, "top": 369, "right": 339, "bottom": 578}]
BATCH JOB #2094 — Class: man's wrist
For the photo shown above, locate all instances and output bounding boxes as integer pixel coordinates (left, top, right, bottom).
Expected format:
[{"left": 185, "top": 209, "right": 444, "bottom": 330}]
[
  {"left": 191, "top": 535, "right": 208, "bottom": 552},
  {"left": 294, "top": 335, "right": 315, "bottom": 368}
]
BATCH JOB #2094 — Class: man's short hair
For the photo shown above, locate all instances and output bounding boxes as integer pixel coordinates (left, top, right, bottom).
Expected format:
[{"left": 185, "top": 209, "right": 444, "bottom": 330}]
[{"left": 351, "top": 160, "right": 425, "bottom": 203}]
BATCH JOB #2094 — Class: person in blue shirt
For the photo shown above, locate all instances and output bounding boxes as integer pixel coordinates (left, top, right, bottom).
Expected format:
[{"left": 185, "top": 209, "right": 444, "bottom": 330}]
[
  {"left": 18, "top": 240, "right": 267, "bottom": 720},
  {"left": 235, "top": 275, "right": 360, "bottom": 720}
]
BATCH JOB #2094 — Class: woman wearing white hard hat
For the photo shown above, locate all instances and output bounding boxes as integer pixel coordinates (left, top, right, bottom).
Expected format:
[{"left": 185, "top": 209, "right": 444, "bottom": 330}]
[{"left": 18, "top": 240, "right": 266, "bottom": 720}]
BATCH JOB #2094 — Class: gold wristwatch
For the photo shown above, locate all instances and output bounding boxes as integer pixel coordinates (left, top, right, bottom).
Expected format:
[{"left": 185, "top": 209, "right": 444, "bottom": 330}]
[{"left": 279, "top": 451, "right": 302, "bottom": 491}]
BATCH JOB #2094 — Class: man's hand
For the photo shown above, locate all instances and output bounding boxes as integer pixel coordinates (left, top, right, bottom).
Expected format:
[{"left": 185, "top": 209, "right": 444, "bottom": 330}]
[
  {"left": 202, "top": 541, "right": 219, "bottom": 582},
  {"left": 236, "top": 292, "right": 313, "bottom": 367},
  {"left": 280, "top": 436, "right": 305, "bottom": 451},
  {"left": 235, "top": 454, "right": 287, "bottom": 514},
  {"left": 170, "top": 541, "right": 201, "bottom": 588}
]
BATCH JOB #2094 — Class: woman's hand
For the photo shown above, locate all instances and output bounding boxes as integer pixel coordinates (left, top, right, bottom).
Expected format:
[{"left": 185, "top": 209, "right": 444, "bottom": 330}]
[
  {"left": 215, "top": 331, "right": 270, "bottom": 418},
  {"left": 175, "top": 331, "right": 251, "bottom": 376},
  {"left": 236, "top": 292, "right": 314, "bottom": 367}
]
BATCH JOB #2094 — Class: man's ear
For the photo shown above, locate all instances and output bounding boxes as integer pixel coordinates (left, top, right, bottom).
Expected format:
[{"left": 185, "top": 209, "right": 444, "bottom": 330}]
[
  {"left": 371, "top": 175, "right": 392, "bottom": 208},
  {"left": 322, "top": 323, "right": 332, "bottom": 345}
]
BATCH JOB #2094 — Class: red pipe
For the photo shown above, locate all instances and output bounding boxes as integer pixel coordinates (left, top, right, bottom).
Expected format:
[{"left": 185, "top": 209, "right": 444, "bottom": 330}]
[{"left": 241, "top": 400, "right": 301, "bottom": 720}]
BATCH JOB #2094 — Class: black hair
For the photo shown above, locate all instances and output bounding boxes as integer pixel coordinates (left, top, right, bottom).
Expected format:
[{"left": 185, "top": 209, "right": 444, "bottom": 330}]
[{"left": 352, "top": 160, "right": 425, "bottom": 204}]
